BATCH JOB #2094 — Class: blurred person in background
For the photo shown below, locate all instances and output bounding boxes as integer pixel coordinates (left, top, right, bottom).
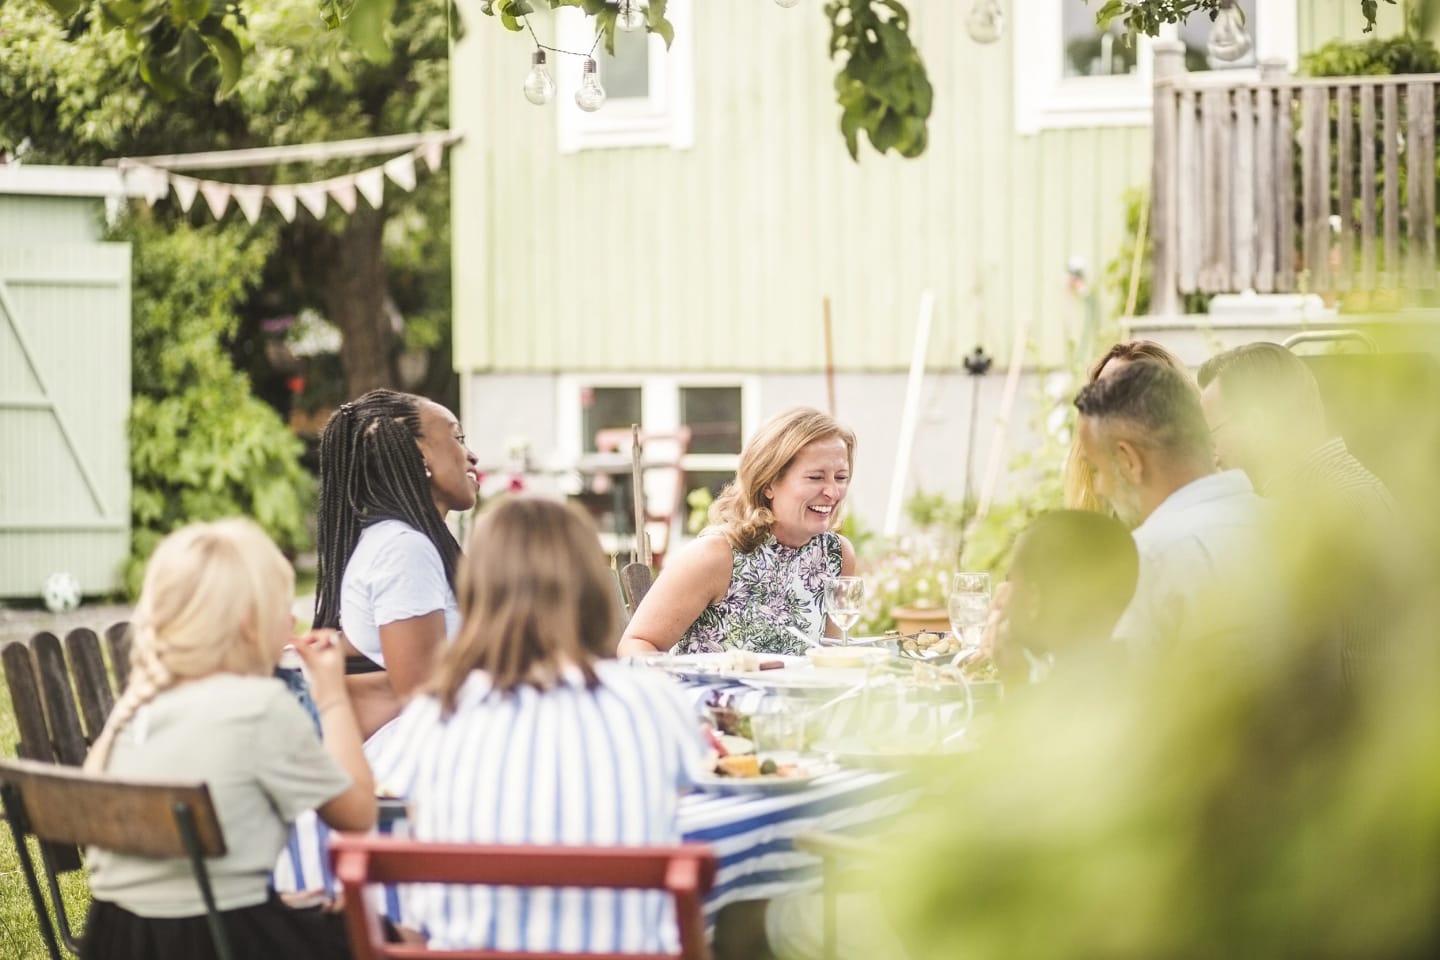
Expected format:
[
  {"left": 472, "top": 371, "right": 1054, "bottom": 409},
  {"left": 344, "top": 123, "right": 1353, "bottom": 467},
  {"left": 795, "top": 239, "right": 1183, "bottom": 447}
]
[
  {"left": 1073, "top": 361, "right": 1270, "bottom": 650},
  {"left": 983, "top": 510, "right": 1140, "bottom": 686},
  {"left": 1064, "top": 340, "right": 1193, "bottom": 515},
  {"left": 1199, "top": 341, "right": 1400, "bottom": 681}
]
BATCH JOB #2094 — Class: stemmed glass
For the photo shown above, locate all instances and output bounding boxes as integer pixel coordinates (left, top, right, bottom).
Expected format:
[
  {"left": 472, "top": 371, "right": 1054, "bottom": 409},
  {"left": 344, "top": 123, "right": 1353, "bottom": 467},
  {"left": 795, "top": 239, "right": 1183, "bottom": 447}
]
[
  {"left": 947, "top": 572, "right": 992, "bottom": 661},
  {"left": 823, "top": 576, "right": 866, "bottom": 647}
]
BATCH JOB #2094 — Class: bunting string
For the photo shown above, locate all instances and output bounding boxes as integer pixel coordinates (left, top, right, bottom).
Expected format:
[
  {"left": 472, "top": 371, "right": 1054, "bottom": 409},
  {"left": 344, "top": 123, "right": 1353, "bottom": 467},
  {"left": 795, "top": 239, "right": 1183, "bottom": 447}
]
[{"left": 114, "top": 132, "right": 456, "bottom": 225}]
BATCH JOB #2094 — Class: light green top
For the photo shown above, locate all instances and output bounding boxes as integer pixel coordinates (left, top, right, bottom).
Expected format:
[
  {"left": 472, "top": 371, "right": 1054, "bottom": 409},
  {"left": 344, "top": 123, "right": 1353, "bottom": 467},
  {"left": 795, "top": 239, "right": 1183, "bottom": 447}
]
[{"left": 87, "top": 674, "right": 351, "bottom": 917}]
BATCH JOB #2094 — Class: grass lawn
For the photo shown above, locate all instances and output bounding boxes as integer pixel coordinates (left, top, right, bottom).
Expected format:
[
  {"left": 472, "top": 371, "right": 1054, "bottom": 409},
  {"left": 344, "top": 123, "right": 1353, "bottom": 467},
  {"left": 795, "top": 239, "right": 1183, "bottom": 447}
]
[{"left": 0, "top": 691, "right": 92, "bottom": 960}]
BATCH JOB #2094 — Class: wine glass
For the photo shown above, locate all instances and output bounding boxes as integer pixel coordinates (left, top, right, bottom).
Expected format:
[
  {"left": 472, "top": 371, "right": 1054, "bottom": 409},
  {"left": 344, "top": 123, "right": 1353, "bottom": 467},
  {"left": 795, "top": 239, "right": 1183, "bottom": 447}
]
[
  {"left": 823, "top": 576, "right": 865, "bottom": 647},
  {"left": 947, "top": 572, "right": 992, "bottom": 660}
]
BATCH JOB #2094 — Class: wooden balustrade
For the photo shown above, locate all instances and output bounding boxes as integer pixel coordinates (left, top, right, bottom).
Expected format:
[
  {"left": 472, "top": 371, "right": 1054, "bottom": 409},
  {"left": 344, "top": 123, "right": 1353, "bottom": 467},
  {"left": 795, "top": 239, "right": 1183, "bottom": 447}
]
[{"left": 1150, "top": 41, "right": 1440, "bottom": 314}]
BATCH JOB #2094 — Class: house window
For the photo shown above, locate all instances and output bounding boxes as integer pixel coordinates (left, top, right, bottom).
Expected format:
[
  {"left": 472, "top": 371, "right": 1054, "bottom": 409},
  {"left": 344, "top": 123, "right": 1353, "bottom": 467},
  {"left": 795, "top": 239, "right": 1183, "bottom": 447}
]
[
  {"left": 1013, "top": 0, "right": 1295, "bottom": 134},
  {"left": 556, "top": 0, "right": 694, "bottom": 153}
]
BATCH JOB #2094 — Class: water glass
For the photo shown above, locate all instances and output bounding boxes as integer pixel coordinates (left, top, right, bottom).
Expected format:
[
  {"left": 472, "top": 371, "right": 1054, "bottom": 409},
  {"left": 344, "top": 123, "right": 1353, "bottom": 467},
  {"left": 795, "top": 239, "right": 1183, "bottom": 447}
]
[
  {"left": 823, "top": 576, "right": 866, "bottom": 647},
  {"left": 947, "top": 572, "right": 991, "bottom": 656}
]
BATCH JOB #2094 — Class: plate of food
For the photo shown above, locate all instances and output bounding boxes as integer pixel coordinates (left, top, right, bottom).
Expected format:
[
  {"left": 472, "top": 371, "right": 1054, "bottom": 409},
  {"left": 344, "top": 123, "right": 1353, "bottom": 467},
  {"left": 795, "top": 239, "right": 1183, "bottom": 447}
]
[
  {"left": 805, "top": 646, "right": 892, "bottom": 669},
  {"left": 897, "top": 630, "right": 962, "bottom": 662},
  {"left": 659, "top": 651, "right": 802, "bottom": 681},
  {"left": 693, "top": 753, "right": 838, "bottom": 794}
]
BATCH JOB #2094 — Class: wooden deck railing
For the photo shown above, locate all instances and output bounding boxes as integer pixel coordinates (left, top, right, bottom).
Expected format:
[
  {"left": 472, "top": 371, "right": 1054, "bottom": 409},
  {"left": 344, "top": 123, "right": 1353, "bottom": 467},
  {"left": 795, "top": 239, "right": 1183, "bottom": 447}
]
[{"left": 1149, "top": 41, "right": 1440, "bottom": 315}]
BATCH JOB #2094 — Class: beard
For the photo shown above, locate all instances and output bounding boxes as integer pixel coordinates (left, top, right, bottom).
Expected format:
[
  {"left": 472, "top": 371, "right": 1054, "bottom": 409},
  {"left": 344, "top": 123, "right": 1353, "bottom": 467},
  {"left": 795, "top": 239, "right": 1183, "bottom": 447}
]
[{"left": 1107, "top": 477, "right": 1145, "bottom": 529}]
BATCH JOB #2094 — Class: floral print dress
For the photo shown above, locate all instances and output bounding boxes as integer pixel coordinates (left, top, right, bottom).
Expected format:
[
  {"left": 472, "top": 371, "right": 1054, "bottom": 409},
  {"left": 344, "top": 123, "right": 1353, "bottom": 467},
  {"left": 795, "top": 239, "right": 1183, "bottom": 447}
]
[{"left": 678, "top": 532, "right": 844, "bottom": 656}]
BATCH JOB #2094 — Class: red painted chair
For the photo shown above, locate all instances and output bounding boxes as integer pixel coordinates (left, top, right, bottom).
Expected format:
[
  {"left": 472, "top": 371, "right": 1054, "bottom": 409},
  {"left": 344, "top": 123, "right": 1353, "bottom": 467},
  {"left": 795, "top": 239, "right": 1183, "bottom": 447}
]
[{"left": 329, "top": 835, "right": 716, "bottom": 960}]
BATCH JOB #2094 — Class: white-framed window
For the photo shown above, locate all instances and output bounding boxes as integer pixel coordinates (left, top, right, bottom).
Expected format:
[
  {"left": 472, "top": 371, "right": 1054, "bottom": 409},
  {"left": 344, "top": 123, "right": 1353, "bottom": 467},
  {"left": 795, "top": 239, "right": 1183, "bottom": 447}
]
[
  {"left": 557, "top": 374, "right": 759, "bottom": 555},
  {"left": 1013, "top": 0, "right": 1297, "bottom": 134},
  {"left": 555, "top": 0, "right": 694, "bottom": 153}
]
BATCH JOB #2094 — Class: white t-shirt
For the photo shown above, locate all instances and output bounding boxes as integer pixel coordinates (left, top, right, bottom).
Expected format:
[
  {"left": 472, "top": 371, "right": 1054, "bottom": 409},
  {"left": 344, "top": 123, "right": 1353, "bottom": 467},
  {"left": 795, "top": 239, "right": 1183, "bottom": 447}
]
[
  {"left": 340, "top": 519, "right": 460, "bottom": 668},
  {"left": 87, "top": 675, "right": 351, "bottom": 917}
]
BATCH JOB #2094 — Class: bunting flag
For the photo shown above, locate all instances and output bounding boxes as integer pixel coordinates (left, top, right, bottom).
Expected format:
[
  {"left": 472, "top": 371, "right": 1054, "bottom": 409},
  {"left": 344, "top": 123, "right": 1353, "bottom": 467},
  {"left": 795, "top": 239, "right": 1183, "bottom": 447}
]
[
  {"left": 355, "top": 167, "right": 385, "bottom": 209},
  {"left": 110, "top": 131, "right": 458, "bottom": 225},
  {"left": 269, "top": 186, "right": 299, "bottom": 223},
  {"left": 382, "top": 154, "right": 417, "bottom": 191},
  {"left": 233, "top": 184, "right": 266, "bottom": 224},
  {"left": 199, "top": 180, "right": 232, "bottom": 219},
  {"left": 171, "top": 175, "right": 200, "bottom": 213},
  {"left": 327, "top": 177, "right": 358, "bottom": 214}
]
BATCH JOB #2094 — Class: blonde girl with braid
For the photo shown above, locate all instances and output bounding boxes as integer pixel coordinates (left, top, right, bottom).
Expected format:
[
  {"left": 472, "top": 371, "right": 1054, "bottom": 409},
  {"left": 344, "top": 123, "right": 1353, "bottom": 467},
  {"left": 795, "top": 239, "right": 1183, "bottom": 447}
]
[
  {"left": 313, "top": 389, "right": 480, "bottom": 748},
  {"left": 81, "top": 519, "right": 374, "bottom": 960}
]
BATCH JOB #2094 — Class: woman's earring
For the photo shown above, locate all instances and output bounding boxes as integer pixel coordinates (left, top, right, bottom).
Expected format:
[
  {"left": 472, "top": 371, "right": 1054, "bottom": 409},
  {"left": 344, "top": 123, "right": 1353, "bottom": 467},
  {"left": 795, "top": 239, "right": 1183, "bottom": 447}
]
[{"left": 424, "top": 465, "right": 433, "bottom": 478}]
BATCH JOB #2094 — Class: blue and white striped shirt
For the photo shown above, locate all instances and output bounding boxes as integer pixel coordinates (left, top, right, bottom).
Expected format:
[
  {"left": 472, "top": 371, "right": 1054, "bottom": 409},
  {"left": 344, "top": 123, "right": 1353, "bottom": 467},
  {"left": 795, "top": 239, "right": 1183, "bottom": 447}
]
[{"left": 371, "top": 661, "right": 705, "bottom": 953}]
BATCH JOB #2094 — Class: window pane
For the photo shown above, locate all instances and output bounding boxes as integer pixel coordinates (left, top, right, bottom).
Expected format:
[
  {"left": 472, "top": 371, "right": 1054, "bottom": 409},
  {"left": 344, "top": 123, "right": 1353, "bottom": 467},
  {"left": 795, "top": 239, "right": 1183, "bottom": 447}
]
[
  {"left": 687, "top": 470, "right": 734, "bottom": 503},
  {"left": 680, "top": 387, "right": 743, "bottom": 455},
  {"left": 1062, "top": 0, "right": 1138, "bottom": 78},
  {"left": 581, "top": 386, "right": 642, "bottom": 453},
  {"left": 600, "top": 28, "right": 650, "bottom": 100},
  {"left": 1177, "top": 0, "right": 1258, "bottom": 70}
]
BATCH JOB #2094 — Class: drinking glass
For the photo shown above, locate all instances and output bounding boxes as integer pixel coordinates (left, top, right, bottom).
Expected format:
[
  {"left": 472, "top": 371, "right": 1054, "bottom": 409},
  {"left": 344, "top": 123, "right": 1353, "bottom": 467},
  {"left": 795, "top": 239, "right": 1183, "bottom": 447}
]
[
  {"left": 947, "top": 572, "right": 992, "bottom": 658},
  {"left": 823, "top": 576, "right": 866, "bottom": 647}
]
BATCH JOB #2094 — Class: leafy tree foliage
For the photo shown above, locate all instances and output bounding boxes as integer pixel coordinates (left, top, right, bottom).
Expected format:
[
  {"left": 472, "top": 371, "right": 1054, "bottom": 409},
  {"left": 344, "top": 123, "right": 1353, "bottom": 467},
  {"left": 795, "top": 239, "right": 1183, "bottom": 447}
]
[
  {"left": 1096, "top": 0, "right": 1394, "bottom": 36},
  {"left": 123, "top": 215, "right": 312, "bottom": 595}
]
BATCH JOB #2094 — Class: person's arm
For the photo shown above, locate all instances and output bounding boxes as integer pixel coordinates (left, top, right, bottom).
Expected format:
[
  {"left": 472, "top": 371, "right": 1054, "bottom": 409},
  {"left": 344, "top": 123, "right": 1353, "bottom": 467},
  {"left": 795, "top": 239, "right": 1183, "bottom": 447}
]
[
  {"left": 378, "top": 611, "right": 447, "bottom": 699},
  {"left": 294, "top": 630, "right": 378, "bottom": 832},
  {"left": 618, "top": 536, "right": 734, "bottom": 656}
]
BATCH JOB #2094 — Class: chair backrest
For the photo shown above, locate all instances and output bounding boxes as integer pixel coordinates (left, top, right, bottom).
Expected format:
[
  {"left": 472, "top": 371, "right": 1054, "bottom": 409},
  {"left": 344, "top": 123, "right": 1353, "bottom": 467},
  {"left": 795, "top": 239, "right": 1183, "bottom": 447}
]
[
  {"left": 329, "top": 834, "right": 716, "bottom": 960},
  {"left": 620, "top": 561, "right": 655, "bottom": 617},
  {"left": 0, "top": 757, "right": 226, "bottom": 858},
  {"left": 594, "top": 427, "right": 693, "bottom": 565}
]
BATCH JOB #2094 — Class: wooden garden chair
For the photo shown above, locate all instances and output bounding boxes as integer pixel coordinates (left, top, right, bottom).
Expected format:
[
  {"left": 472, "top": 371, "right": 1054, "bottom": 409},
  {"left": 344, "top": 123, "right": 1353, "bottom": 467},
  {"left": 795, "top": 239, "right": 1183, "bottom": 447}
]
[
  {"left": 329, "top": 834, "right": 716, "bottom": 960},
  {"left": 0, "top": 758, "right": 232, "bottom": 960},
  {"left": 793, "top": 832, "right": 888, "bottom": 960}
]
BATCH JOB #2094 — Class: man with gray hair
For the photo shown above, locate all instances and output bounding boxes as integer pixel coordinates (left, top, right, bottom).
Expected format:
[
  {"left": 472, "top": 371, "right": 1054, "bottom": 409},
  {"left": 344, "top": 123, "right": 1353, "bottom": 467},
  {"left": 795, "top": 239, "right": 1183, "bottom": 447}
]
[{"left": 1073, "top": 360, "right": 1271, "bottom": 650}]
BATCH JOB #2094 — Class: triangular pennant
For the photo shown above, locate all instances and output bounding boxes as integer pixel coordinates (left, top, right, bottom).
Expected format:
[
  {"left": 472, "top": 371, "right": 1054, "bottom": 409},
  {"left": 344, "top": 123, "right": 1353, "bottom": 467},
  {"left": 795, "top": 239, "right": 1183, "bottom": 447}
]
[
  {"left": 355, "top": 167, "right": 385, "bottom": 209},
  {"left": 171, "top": 175, "right": 200, "bottom": 213},
  {"left": 268, "top": 186, "right": 298, "bottom": 223},
  {"left": 125, "top": 164, "right": 169, "bottom": 207},
  {"left": 419, "top": 138, "right": 444, "bottom": 173},
  {"left": 295, "top": 183, "right": 329, "bottom": 219},
  {"left": 327, "top": 176, "right": 358, "bottom": 214},
  {"left": 199, "top": 180, "right": 232, "bottom": 219},
  {"left": 382, "top": 153, "right": 417, "bottom": 191},
  {"left": 233, "top": 184, "right": 266, "bottom": 224}
]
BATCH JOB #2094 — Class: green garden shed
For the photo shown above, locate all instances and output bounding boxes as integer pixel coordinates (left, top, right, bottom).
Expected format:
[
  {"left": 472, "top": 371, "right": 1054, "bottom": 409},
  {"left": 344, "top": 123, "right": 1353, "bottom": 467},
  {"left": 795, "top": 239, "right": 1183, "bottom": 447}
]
[{"left": 0, "top": 165, "right": 135, "bottom": 598}]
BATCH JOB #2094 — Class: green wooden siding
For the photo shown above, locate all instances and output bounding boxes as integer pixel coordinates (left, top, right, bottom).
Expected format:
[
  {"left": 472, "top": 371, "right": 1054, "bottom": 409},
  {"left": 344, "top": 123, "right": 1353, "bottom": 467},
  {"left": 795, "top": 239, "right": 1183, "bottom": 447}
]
[
  {"left": 451, "top": 1, "right": 1148, "bottom": 373},
  {"left": 1298, "top": 0, "right": 1406, "bottom": 54},
  {"left": 0, "top": 237, "right": 131, "bottom": 596}
]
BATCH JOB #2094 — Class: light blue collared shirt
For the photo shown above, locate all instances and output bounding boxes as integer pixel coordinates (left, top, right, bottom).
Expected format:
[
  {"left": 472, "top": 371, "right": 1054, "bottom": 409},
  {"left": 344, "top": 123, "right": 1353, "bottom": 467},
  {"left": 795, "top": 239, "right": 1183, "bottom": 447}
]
[{"left": 1114, "top": 470, "right": 1273, "bottom": 649}]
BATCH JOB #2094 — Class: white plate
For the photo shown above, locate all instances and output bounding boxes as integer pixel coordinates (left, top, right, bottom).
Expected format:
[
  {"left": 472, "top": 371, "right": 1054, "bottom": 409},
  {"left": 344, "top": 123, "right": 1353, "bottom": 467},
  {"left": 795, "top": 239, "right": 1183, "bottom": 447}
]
[
  {"left": 692, "top": 762, "right": 837, "bottom": 795},
  {"left": 660, "top": 653, "right": 808, "bottom": 682},
  {"left": 733, "top": 666, "right": 867, "bottom": 691}
]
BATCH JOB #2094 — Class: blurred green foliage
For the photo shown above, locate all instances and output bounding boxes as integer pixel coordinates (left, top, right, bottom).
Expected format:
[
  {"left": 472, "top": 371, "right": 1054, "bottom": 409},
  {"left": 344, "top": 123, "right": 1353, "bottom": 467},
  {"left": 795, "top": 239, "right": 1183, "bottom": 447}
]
[{"left": 123, "top": 216, "right": 312, "bottom": 596}]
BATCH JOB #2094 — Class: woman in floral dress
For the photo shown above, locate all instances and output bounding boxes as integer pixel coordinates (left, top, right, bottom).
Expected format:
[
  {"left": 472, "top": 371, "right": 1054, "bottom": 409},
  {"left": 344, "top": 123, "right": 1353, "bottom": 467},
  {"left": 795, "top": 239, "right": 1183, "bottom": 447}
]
[{"left": 618, "top": 407, "right": 857, "bottom": 657}]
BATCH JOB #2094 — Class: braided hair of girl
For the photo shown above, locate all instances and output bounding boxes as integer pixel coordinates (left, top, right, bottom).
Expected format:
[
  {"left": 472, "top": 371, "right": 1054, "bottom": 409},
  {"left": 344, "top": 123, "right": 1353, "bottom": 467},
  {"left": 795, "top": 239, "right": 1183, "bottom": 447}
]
[{"left": 313, "top": 389, "right": 462, "bottom": 631}]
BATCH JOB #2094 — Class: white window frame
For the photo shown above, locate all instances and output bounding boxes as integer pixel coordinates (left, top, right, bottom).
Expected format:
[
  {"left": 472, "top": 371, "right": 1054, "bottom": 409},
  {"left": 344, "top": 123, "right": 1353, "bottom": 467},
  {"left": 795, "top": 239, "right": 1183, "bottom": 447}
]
[
  {"left": 555, "top": 0, "right": 695, "bottom": 153},
  {"left": 1012, "top": 0, "right": 1298, "bottom": 135},
  {"left": 556, "top": 373, "right": 761, "bottom": 475}
]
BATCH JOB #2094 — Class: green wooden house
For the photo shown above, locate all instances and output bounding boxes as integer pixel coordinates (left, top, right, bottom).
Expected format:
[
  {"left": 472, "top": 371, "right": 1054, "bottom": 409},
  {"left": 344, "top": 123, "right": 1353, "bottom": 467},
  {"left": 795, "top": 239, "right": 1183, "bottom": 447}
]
[{"left": 0, "top": 166, "right": 134, "bottom": 597}]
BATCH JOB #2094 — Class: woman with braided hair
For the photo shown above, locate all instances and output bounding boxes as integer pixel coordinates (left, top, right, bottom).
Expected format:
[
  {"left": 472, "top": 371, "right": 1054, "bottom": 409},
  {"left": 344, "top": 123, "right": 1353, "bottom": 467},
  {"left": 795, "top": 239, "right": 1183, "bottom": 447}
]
[
  {"left": 313, "top": 389, "right": 480, "bottom": 744},
  {"left": 80, "top": 519, "right": 374, "bottom": 960}
]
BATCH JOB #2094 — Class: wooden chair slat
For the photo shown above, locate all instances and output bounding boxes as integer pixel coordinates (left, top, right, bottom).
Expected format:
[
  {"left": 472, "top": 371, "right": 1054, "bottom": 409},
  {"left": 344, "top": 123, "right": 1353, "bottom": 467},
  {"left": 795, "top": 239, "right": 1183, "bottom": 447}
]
[
  {"left": 620, "top": 563, "right": 655, "bottom": 617},
  {"left": 0, "top": 758, "right": 225, "bottom": 858},
  {"left": 2, "top": 640, "right": 56, "bottom": 764},
  {"left": 105, "top": 621, "right": 133, "bottom": 691},
  {"left": 64, "top": 628, "right": 115, "bottom": 743},
  {"left": 30, "top": 634, "right": 88, "bottom": 767}
]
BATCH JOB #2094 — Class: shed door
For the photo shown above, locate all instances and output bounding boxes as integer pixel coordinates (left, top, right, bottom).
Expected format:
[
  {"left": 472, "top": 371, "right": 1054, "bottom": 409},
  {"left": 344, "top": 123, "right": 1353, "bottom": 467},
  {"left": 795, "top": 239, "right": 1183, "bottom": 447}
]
[{"left": 0, "top": 243, "right": 131, "bottom": 597}]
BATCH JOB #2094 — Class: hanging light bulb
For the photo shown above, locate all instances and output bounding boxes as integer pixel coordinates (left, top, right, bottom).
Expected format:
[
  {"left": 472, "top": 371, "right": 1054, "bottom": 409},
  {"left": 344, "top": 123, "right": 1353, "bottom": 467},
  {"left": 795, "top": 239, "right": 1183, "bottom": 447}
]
[
  {"left": 1207, "top": 0, "right": 1253, "bottom": 64},
  {"left": 522, "top": 50, "right": 555, "bottom": 106},
  {"left": 966, "top": 0, "right": 1004, "bottom": 44},
  {"left": 576, "top": 58, "right": 607, "bottom": 112},
  {"left": 617, "top": 0, "right": 647, "bottom": 31},
  {"left": 775, "top": 0, "right": 801, "bottom": 8}
]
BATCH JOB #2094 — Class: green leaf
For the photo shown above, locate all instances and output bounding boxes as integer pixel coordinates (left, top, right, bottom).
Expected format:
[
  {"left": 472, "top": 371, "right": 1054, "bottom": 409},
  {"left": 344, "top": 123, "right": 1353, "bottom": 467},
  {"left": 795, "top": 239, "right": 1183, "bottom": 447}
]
[
  {"left": 345, "top": 0, "right": 396, "bottom": 63},
  {"left": 840, "top": 107, "right": 861, "bottom": 160},
  {"left": 199, "top": 22, "right": 243, "bottom": 98},
  {"left": 1095, "top": 0, "right": 1125, "bottom": 30},
  {"left": 172, "top": 0, "right": 212, "bottom": 22},
  {"left": 37, "top": 0, "right": 83, "bottom": 17},
  {"left": 649, "top": 15, "right": 674, "bottom": 48}
]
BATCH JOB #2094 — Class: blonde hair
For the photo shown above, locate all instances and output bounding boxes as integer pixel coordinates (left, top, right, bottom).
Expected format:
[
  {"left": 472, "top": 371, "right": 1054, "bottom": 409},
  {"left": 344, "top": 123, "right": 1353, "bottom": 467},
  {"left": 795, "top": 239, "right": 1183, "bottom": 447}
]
[
  {"left": 85, "top": 519, "right": 294, "bottom": 772},
  {"left": 1064, "top": 340, "right": 1191, "bottom": 511},
  {"left": 432, "top": 497, "right": 619, "bottom": 709},
  {"left": 709, "top": 407, "right": 856, "bottom": 553}
]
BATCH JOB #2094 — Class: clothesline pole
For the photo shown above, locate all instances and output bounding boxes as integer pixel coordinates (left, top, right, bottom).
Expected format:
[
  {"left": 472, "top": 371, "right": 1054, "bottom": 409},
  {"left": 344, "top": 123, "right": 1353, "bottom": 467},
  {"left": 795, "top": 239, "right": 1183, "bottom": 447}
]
[{"left": 883, "top": 289, "right": 934, "bottom": 539}]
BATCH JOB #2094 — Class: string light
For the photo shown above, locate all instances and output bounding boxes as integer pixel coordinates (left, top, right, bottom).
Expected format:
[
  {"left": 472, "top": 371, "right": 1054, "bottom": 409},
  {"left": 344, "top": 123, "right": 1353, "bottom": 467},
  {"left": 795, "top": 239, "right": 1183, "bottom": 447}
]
[
  {"left": 1207, "top": 0, "right": 1253, "bottom": 64},
  {"left": 775, "top": 0, "right": 801, "bottom": 8},
  {"left": 966, "top": 0, "right": 1004, "bottom": 44},
  {"left": 522, "top": 50, "right": 555, "bottom": 105},
  {"left": 617, "top": 0, "right": 647, "bottom": 31},
  {"left": 576, "top": 58, "right": 608, "bottom": 112}
]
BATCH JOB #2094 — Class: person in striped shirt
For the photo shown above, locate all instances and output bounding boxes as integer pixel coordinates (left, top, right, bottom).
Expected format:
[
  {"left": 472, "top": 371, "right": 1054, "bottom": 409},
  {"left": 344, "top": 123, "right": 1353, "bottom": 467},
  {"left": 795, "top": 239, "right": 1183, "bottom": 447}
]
[{"left": 371, "top": 497, "right": 705, "bottom": 954}]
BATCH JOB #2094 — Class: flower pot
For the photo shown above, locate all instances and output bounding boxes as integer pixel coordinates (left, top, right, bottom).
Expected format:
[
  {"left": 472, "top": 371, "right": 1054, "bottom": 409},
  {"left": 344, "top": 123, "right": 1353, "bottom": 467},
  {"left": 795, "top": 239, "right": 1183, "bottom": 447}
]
[{"left": 891, "top": 604, "right": 949, "bottom": 635}]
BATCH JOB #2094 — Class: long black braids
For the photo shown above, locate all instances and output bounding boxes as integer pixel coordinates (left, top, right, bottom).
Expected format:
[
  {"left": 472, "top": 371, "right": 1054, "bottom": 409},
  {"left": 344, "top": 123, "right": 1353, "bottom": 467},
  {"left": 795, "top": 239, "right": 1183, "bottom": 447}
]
[{"left": 313, "top": 389, "right": 463, "bottom": 630}]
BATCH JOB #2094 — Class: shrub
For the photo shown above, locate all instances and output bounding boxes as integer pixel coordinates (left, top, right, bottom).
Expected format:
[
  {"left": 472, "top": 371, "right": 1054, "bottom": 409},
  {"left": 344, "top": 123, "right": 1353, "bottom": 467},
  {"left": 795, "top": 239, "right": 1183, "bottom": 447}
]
[{"left": 122, "top": 216, "right": 312, "bottom": 595}]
